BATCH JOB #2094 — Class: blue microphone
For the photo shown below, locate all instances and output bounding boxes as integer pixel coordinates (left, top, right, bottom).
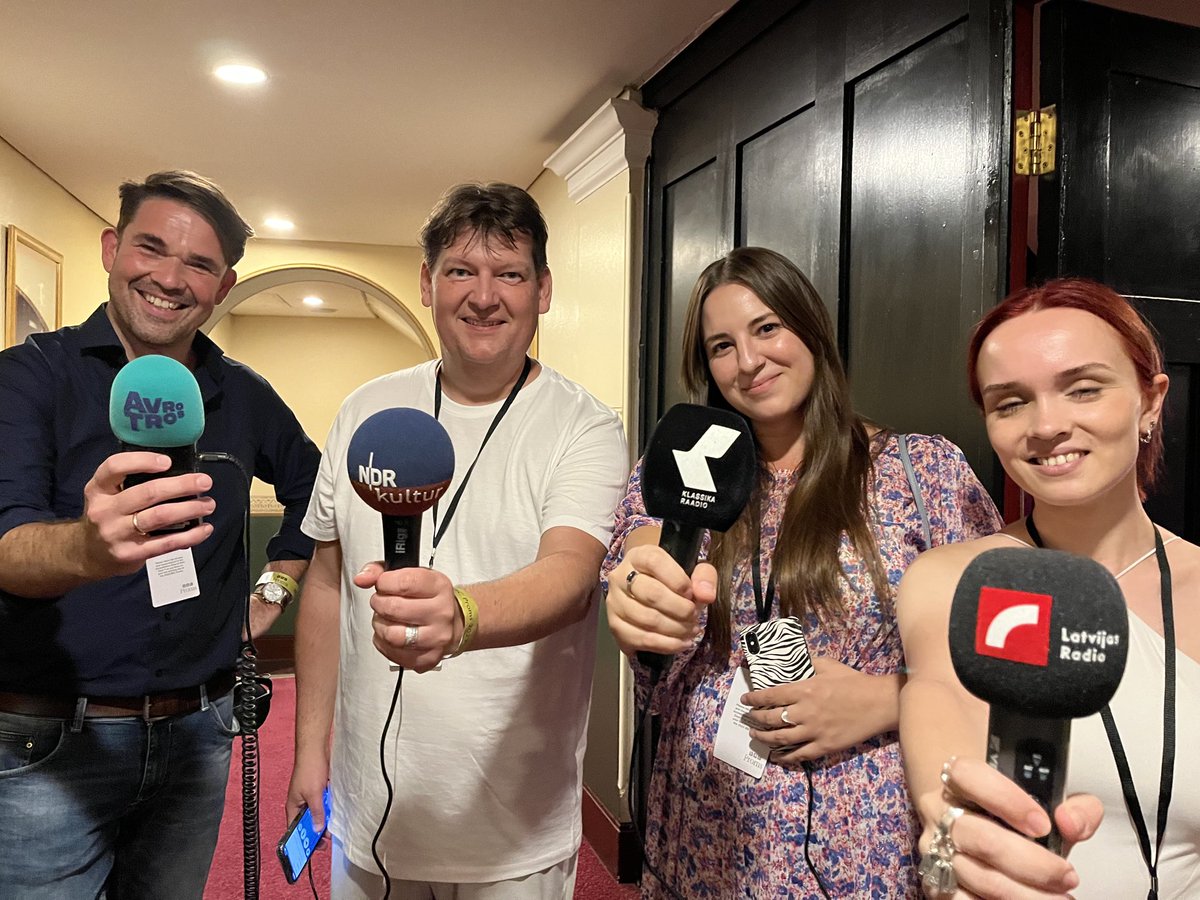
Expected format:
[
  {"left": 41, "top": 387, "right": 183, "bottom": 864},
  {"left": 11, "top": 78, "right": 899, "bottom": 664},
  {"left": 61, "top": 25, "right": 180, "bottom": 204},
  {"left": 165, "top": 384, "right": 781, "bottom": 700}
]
[{"left": 346, "top": 408, "right": 455, "bottom": 569}]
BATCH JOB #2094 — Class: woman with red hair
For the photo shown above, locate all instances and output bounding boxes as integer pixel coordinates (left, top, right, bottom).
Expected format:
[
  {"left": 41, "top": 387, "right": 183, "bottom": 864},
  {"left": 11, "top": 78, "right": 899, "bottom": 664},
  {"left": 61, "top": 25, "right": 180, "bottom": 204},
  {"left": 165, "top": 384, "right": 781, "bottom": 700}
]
[{"left": 898, "top": 277, "right": 1199, "bottom": 898}]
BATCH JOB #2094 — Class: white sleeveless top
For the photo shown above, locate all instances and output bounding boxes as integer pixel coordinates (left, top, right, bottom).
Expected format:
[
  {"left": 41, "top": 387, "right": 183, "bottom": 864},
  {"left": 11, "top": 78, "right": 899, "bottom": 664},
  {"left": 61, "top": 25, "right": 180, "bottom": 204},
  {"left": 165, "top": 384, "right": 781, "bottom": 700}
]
[{"left": 1067, "top": 612, "right": 1200, "bottom": 897}]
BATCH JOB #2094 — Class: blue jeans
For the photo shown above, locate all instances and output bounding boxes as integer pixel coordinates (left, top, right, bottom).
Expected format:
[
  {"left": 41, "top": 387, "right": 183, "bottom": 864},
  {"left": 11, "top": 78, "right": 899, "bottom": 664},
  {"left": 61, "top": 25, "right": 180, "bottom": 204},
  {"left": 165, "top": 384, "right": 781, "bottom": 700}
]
[{"left": 0, "top": 690, "right": 237, "bottom": 900}]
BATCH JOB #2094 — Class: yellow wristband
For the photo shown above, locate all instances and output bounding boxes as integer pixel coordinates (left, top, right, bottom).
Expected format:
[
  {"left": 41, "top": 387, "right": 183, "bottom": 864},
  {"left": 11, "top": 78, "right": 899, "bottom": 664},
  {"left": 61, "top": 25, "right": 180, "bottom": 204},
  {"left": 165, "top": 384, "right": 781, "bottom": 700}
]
[
  {"left": 449, "top": 586, "right": 479, "bottom": 658},
  {"left": 254, "top": 570, "right": 300, "bottom": 597}
]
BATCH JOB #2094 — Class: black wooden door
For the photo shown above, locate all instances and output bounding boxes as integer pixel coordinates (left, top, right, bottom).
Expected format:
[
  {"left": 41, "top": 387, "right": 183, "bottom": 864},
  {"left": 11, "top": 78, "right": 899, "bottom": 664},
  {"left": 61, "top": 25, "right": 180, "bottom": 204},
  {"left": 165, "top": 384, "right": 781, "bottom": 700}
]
[
  {"left": 641, "top": 0, "right": 1012, "bottom": 495},
  {"left": 1037, "top": 0, "right": 1200, "bottom": 540}
]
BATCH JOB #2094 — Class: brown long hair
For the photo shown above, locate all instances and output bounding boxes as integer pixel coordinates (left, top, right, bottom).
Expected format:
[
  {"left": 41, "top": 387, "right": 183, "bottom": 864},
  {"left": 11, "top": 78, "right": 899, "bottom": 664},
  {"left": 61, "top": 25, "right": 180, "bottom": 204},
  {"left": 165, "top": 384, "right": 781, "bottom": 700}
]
[
  {"left": 681, "top": 247, "right": 890, "bottom": 657},
  {"left": 966, "top": 277, "right": 1165, "bottom": 499}
]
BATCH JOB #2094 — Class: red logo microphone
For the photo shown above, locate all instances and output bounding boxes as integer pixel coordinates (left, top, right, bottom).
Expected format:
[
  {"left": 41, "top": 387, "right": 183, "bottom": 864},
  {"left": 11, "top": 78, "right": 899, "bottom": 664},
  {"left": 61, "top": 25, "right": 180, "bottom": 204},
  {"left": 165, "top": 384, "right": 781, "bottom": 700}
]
[{"left": 974, "top": 587, "right": 1053, "bottom": 667}]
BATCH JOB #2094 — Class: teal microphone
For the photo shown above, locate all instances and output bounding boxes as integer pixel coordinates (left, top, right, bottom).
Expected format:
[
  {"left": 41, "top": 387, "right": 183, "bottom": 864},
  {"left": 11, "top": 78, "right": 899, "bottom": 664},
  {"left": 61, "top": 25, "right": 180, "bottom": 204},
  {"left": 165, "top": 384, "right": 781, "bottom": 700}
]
[{"left": 109, "top": 355, "right": 205, "bottom": 530}]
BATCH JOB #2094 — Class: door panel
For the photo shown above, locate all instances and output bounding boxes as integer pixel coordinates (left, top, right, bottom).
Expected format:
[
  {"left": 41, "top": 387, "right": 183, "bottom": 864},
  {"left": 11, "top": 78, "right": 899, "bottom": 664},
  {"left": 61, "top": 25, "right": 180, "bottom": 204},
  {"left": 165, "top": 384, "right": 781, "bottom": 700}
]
[
  {"left": 739, "top": 105, "right": 821, "bottom": 287},
  {"left": 1038, "top": 0, "right": 1200, "bottom": 539},
  {"left": 846, "top": 22, "right": 978, "bottom": 448},
  {"left": 642, "top": 0, "right": 1010, "bottom": 493},
  {"left": 1107, "top": 74, "right": 1200, "bottom": 295},
  {"left": 660, "top": 162, "right": 723, "bottom": 413}
]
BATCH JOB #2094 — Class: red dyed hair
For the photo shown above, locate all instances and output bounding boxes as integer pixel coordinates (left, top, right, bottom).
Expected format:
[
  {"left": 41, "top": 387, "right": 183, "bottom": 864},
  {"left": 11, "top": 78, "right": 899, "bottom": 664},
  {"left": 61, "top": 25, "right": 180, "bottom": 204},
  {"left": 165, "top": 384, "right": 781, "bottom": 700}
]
[{"left": 966, "top": 277, "right": 1165, "bottom": 494}]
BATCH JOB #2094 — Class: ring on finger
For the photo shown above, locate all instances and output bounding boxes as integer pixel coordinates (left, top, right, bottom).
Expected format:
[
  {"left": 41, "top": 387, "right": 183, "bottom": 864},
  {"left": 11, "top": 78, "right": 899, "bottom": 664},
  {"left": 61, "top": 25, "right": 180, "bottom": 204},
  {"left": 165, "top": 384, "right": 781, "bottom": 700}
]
[
  {"left": 132, "top": 512, "right": 150, "bottom": 537},
  {"left": 403, "top": 624, "right": 420, "bottom": 648},
  {"left": 918, "top": 805, "right": 964, "bottom": 896},
  {"left": 940, "top": 756, "right": 957, "bottom": 789},
  {"left": 780, "top": 706, "right": 793, "bottom": 726},
  {"left": 625, "top": 568, "right": 639, "bottom": 600}
]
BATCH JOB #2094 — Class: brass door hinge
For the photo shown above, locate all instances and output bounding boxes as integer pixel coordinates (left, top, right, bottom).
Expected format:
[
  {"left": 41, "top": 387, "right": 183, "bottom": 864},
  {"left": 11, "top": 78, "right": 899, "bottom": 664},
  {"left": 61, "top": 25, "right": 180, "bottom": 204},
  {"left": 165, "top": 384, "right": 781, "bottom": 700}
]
[{"left": 1014, "top": 105, "right": 1057, "bottom": 176}]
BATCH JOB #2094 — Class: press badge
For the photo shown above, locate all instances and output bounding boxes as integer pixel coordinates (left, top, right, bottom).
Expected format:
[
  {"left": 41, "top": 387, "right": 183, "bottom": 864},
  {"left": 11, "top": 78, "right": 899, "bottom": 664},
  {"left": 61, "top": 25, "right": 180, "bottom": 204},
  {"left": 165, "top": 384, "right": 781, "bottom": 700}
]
[
  {"left": 714, "top": 665, "right": 770, "bottom": 778},
  {"left": 146, "top": 549, "right": 201, "bottom": 607}
]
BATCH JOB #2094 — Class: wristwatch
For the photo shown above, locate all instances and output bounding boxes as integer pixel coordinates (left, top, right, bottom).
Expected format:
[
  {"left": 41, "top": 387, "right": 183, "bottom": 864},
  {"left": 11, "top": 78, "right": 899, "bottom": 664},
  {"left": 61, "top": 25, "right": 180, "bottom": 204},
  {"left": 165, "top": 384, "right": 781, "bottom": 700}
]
[{"left": 252, "top": 570, "right": 299, "bottom": 612}]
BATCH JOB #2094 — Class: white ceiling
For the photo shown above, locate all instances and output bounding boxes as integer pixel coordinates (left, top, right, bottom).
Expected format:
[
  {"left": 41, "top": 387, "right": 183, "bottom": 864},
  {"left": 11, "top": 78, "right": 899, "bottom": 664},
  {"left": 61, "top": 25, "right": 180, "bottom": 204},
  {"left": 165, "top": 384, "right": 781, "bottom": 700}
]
[
  {"left": 231, "top": 281, "right": 375, "bottom": 318},
  {"left": 0, "top": 0, "right": 732, "bottom": 247}
]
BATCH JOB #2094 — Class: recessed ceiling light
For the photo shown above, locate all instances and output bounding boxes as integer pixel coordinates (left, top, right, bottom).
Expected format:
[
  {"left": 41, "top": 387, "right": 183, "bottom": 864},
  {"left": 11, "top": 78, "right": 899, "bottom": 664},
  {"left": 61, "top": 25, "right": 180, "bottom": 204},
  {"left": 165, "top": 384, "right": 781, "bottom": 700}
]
[
  {"left": 214, "top": 64, "right": 268, "bottom": 85},
  {"left": 263, "top": 217, "right": 295, "bottom": 232},
  {"left": 302, "top": 296, "right": 324, "bottom": 308}
]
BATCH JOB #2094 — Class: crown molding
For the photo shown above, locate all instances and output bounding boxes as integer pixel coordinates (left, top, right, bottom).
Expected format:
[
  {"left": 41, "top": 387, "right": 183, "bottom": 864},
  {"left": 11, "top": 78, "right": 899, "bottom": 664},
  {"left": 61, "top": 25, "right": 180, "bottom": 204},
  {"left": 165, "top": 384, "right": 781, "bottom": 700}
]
[{"left": 544, "top": 96, "right": 657, "bottom": 203}]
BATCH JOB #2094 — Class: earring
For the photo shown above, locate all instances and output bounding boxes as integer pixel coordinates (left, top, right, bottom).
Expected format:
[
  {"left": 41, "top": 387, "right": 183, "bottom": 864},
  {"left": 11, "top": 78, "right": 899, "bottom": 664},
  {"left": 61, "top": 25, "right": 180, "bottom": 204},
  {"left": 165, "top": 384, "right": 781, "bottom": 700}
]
[{"left": 1141, "top": 421, "right": 1156, "bottom": 445}]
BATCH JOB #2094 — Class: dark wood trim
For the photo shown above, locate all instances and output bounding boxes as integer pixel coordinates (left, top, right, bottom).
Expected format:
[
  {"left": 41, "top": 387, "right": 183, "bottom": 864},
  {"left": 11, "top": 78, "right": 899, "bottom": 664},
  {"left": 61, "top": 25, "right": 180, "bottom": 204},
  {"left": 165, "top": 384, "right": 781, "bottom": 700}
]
[
  {"left": 255, "top": 634, "right": 295, "bottom": 672},
  {"left": 581, "top": 784, "right": 641, "bottom": 883},
  {"left": 641, "top": 0, "right": 806, "bottom": 109}
]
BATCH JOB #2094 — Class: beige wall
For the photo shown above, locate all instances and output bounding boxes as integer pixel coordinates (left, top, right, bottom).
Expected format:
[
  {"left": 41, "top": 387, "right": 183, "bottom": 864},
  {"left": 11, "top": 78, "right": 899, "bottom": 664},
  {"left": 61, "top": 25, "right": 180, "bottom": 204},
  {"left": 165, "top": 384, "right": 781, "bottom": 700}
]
[
  {"left": 529, "top": 170, "right": 631, "bottom": 420},
  {"left": 0, "top": 137, "right": 110, "bottom": 330},
  {"left": 220, "top": 314, "right": 431, "bottom": 458},
  {"left": 210, "top": 239, "right": 434, "bottom": 498},
  {"left": 219, "top": 239, "right": 431, "bottom": 343},
  {"left": 529, "top": 166, "right": 639, "bottom": 821}
]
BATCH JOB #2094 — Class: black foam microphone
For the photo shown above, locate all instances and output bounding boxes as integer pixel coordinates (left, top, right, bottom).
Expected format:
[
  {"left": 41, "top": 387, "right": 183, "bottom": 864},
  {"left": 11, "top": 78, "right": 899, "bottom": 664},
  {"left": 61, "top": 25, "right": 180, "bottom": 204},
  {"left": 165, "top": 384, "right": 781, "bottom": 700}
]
[
  {"left": 639, "top": 403, "right": 756, "bottom": 672},
  {"left": 346, "top": 408, "right": 455, "bottom": 570},
  {"left": 949, "top": 547, "right": 1129, "bottom": 852}
]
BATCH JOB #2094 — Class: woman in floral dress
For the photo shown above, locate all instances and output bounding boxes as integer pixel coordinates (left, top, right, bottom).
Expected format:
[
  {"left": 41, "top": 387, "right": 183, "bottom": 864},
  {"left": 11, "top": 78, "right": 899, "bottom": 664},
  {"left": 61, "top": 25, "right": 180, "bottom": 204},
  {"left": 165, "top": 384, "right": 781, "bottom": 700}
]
[{"left": 603, "top": 247, "right": 1000, "bottom": 898}]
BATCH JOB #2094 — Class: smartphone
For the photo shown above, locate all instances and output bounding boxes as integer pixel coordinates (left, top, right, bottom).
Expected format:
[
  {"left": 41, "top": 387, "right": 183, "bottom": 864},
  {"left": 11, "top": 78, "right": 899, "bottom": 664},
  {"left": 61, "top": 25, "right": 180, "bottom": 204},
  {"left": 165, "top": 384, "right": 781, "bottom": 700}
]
[
  {"left": 277, "top": 785, "right": 332, "bottom": 884},
  {"left": 740, "top": 616, "right": 815, "bottom": 690}
]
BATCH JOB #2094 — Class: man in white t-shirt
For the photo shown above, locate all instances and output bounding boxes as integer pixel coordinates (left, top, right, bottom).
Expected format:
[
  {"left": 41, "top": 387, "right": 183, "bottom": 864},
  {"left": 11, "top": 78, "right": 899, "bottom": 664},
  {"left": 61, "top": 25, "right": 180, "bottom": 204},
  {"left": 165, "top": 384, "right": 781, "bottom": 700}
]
[{"left": 287, "top": 183, "right": 628, "bottom": 899}]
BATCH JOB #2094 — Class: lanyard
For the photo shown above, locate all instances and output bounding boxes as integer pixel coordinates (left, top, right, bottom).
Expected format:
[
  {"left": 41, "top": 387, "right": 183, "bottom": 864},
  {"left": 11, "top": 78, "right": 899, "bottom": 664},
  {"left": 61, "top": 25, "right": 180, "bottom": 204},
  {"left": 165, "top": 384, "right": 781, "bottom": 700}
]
[
  {"left": 1025, "top": 516, "right": 1175, "bottom": 900},
  {"left": 427, "top": 356, "right": 533, "bottom": 567},
  {"left": 750, "top": 503, "right": 775, "bottom": 624}
]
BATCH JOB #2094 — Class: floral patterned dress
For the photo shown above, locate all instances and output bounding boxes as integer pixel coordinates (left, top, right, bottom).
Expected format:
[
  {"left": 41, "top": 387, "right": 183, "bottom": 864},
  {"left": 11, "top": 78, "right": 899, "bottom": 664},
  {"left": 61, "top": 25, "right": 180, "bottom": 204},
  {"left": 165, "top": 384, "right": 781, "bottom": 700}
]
[{"left": 602, "top": 433, "right": 1001, "bottom": 899}]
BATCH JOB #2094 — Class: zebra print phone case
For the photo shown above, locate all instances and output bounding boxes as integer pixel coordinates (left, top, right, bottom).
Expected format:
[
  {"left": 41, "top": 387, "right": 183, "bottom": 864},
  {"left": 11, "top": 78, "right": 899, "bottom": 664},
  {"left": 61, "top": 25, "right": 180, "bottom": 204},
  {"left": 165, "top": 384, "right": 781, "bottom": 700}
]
[{"left": 740, "top": 616, "right": 815, "bottom": 690}]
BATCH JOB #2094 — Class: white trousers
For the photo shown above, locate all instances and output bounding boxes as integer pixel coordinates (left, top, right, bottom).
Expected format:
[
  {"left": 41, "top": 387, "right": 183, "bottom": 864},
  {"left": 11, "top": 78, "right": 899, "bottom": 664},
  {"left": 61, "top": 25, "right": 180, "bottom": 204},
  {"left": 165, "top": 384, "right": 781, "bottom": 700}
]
[{"left": 331, "top": 835, "right": 579, "bottom": 900}]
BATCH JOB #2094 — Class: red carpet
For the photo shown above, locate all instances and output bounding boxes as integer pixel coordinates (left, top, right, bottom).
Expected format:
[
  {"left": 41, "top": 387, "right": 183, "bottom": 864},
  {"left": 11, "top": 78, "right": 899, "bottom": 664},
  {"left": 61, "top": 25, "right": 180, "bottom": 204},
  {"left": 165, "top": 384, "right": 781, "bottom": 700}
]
[{"left": 205, "top": 676, "right": 637, "bottom": 899}]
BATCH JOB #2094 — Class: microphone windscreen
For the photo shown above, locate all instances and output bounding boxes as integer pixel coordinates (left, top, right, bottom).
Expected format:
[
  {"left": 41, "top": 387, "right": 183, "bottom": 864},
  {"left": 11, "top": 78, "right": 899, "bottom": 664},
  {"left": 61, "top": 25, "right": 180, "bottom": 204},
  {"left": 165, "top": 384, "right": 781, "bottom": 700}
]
[
  {"left": 642, "top": 403, "right": 755, "bottom": 532},
  {"left": 109, "top": 355, "right": 205, "bottom": 448},
  {"left": 346, "top": 408, "right": 455, "bottom": 517},
  {"left": 949, "top": 547, "right": 1128, "bottom": 719}
]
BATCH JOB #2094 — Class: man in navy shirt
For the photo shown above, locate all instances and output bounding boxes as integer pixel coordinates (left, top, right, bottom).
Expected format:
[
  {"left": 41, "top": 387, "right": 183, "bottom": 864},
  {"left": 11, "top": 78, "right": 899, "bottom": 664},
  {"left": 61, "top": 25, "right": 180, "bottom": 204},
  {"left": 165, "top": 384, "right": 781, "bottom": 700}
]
[{"left": 0, "top": 170, "right": 320, "bottom": 898}]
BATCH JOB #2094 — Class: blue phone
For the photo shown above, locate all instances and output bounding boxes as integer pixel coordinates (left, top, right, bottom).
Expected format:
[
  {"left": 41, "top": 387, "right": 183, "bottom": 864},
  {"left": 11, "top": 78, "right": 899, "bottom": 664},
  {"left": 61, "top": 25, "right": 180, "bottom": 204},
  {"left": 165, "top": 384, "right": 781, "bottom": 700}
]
[{"left": 277, "top": 785, "right": 332, "bottom": 884}]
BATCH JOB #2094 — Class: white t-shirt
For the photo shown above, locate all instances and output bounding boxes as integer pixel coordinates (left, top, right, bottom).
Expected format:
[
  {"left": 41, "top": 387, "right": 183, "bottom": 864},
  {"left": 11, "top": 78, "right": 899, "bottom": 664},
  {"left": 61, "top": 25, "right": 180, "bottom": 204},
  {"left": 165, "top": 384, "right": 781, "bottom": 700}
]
[
  {"left": 302, "top": 360, "right": 628, "bottom": 882},
  {"left": 1069, "top": 613, "right": 1200, "bottom": 898}
]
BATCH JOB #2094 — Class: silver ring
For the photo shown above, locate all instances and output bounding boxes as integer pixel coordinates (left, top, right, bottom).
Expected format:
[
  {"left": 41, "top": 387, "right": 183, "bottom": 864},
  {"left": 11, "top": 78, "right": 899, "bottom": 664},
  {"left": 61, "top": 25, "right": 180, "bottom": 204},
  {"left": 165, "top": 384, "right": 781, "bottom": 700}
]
[
  {"left": 940, "top": 757, "right": 956, "bottom": 789},
  {"left": 132, "top": 512, "right": 150, "bottom": 537},
  {"left": 918, "top": 805, "right": 964, "bottom": 896},
  {"left": 780, "top": 707, "right": 793, "bottom": 726},
  {"left": 625, "top": 568, "right": 639, "bottom": 599},
  {"left": 404, "top": 624, "right": 419, "bottom": 648}
]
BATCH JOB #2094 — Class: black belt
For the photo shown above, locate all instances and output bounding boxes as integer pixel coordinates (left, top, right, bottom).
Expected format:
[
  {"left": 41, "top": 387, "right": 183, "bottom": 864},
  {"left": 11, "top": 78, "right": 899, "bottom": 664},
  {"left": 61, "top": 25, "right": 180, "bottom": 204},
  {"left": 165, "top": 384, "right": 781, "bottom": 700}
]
[{"left": 0, "top": 671, "right": 236, "bottom": 720}]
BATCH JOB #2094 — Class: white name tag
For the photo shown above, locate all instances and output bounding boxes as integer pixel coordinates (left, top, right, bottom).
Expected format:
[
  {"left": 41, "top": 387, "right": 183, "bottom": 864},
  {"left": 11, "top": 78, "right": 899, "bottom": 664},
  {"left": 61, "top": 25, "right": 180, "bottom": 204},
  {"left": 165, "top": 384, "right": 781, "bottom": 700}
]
[
  {"left": 714, "top": 665, "right": 770, "bottom": 779},
  {"left": 146, "top": 549, "right": 201, "bottom": 607}
]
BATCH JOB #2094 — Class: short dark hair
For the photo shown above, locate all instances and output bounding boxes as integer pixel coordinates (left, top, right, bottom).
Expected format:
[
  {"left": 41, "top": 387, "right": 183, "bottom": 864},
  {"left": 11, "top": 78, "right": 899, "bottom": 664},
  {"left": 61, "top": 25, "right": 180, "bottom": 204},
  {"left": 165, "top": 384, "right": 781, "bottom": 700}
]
[
  {"left": 418, "top": 183, "right": 548, "bottom": 273},
  {"left": 116, "top": 170, "right": 253, "bottom": 267}
]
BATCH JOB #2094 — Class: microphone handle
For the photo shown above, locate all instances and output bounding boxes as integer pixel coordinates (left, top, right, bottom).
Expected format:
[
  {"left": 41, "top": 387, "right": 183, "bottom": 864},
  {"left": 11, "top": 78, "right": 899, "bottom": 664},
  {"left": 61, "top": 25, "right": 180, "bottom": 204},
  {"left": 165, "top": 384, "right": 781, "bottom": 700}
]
[
  {"left": 637, "top": 520, "right": 704, "bottom": 674},
  {"left": 987, "top": 705, "right": 1071, "bottom": 854},
  {"left": 120, "top": 442, "right": 199, "bottom": 484},
  {"left": 381, "top": 515, "right": 423, "bottom": 570},
  {"left": 119, "top": 442, "right": 200, "bottom": 532}
]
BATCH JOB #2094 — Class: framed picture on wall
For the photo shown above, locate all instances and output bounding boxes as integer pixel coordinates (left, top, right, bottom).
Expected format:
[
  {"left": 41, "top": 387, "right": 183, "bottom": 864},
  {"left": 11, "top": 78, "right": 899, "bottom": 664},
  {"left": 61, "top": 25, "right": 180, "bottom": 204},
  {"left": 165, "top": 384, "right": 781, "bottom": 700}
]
[{"left": 4, "top": 226, "right": 63, "bottom": 348}]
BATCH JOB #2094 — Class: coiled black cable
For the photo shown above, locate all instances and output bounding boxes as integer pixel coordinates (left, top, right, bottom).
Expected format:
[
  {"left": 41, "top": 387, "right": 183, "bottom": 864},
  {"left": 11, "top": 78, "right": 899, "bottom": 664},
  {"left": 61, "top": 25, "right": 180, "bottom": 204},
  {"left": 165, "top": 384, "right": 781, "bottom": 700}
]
[{"left": 199, "top": 450, "right": 265, "bottom": 900}]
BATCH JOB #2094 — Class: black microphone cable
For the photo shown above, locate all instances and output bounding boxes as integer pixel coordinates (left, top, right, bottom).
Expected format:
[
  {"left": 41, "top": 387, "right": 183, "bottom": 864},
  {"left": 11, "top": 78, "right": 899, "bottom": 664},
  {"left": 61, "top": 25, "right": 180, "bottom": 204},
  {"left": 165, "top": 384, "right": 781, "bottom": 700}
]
[
  {"left": 199, "top": 450, "right": 271, "bottom": 900},
  {"left": 627, "top": 655, "right": 833, "bottom": 900},
  {"left": 801, "top": 761, "right": 833, "bottom": 900},
  {"left": 372, "top": 670, "right": 403, "bottom": 900},
  {"left": 626, "top": 661, "right": 686, "bottom": 900}
]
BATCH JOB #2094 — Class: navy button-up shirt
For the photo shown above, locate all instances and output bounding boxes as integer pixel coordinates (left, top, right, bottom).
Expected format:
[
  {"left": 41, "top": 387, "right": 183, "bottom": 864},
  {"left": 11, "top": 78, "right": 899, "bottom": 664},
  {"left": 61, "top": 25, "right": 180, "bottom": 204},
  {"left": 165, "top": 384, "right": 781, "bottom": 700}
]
[{"left": 0, "top": 305, "right": 320, "bottom": 696}]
